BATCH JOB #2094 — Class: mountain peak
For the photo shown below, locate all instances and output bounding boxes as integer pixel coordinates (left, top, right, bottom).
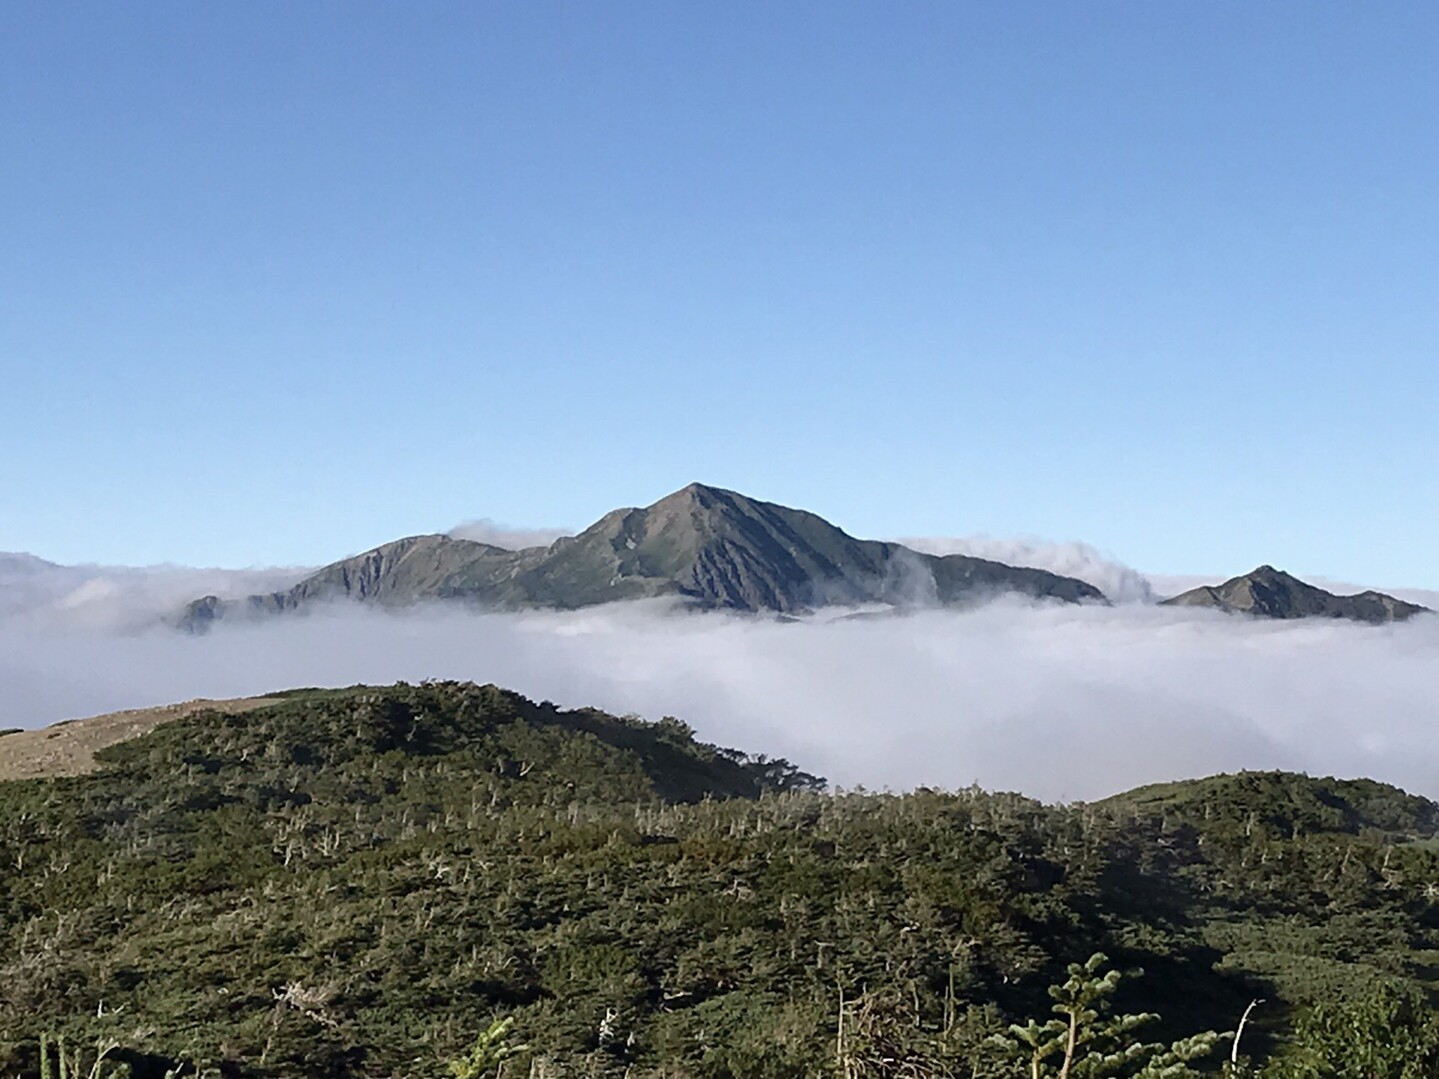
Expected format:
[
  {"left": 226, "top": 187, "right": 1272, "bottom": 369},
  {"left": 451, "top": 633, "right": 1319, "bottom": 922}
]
[
  {"left": 1162, "top": 566, "right": 1429, "bottom": 624},
  {"left": 649, "top": 482, "right": 743, "bottom": 514},
  {"left": 675, "top": 481, "right": 726, "bottom": 498},
  {"left": 176, "top": 485, "right": 1104, "bottom": 628}
]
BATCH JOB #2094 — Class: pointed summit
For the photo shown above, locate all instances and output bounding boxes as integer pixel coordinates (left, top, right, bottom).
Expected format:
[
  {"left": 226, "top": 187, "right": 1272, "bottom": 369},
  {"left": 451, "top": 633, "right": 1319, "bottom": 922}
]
[
  {"left": 1162, "top": 566, "right": 1429, "bottom": 624},
  {"left": 176, "top": 484, "right": 1104, "bottom": 629},
  {"left": 663, "top": 481, "right": 727, "bottom": 502}
]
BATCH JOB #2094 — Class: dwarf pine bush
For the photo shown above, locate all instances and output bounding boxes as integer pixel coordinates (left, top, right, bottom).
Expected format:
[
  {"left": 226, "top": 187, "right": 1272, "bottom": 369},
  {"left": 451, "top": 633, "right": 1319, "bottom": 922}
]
[{"left": 986, "top": 954, "right": 1226, "bottom": 1079}]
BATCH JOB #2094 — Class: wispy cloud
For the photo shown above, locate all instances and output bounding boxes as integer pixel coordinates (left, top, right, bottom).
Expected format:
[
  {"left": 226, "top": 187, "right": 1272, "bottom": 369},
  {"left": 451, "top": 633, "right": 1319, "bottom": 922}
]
[
  {"left": 446, "top": 519, "right": 573, "bottom": 550},
  {"left": 0, "top": 555, "right": 307, "bottom": 631},
  {"left": 2, "top": 595, "right": 1433, "bottom": 804},
  {"left": 899, "top": 536, "right": 1156, "bottom": 603}
]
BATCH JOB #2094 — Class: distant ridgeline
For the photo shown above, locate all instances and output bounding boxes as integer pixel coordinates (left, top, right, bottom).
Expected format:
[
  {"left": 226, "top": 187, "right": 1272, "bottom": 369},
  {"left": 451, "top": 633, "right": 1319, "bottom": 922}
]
[
  {"left": 175, "top": 484, "right": 1429, "bottom": 630},
  {"left": 176, "top": 483, "right": 1106, "bottom": 629},
  {"left": 0, "top": 680, "right": 1436, "bottom": 1077},
  {"left": 1162, "top": 564, "right": 1430, "bottom": 624}
]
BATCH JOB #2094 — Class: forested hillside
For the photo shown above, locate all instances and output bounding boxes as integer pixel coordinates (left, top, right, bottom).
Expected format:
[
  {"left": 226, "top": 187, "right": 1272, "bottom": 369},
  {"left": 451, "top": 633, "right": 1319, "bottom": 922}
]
[{"left": 0, "top": 682, "right": 1435, "bottom": 1077}]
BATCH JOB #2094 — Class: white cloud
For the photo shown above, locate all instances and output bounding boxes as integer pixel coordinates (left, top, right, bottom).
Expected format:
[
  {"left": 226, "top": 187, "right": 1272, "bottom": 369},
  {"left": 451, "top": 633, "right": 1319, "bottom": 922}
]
[
  {"left": 900, "top": 536, "right": 1156, "bottom": 603},
  {"left": 2, "top": 598, "right": 1434, "bottom": 804},
  {"left": 0, "top": 555, "right": 308, "bottom": 631},
  {"left": 446, "top": 519, "right": 572, "bottom": 550}
]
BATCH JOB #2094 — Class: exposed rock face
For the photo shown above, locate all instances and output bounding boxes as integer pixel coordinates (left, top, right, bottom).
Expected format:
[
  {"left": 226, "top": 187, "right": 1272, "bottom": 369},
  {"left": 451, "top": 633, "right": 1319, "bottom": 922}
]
[
  {"left": 177, "top": 483, "right": 1104, "bottom": 629},
  {"left": 1161, "top": 565, "right": 1430, "bottom": 624}
]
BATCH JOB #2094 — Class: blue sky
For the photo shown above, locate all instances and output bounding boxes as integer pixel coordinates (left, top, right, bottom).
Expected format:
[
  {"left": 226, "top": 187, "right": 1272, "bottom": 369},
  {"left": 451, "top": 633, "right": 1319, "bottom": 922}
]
[{"left": 2, "top": 2, "right": 1435, "bottom": 587}]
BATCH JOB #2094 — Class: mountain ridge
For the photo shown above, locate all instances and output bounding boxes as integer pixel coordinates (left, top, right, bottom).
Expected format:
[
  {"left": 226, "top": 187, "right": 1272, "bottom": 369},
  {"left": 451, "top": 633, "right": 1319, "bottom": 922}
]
[
  {"left": 1162, "top": 564, "right": 1429, "bottom": 623},
  {"left": 178, "top": 483, "right": 1105, "bottom": 628},
  {"left": 7, "top": 683, "right": 1435, "bottom": 823}
]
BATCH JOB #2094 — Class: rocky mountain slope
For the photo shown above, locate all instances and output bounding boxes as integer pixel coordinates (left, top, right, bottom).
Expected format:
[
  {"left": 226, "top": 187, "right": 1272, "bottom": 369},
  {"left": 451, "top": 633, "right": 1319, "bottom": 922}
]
[
  {"left": 1162, "top": 565, "right": 1430, "bottom": 623},
  {"left": 179, "top": 483, "right": 1104, "bottom": 628}
]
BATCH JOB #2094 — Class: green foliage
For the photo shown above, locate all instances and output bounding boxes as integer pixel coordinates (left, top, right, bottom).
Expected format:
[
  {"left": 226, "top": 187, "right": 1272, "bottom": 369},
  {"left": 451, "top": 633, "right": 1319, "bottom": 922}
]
[
  {"left": 1278, "top": 981, "right": 1439, "bottom": 1078},
  {"left": 987, "top": 953, "right": 1225, "bottom": 1078},
  {"left": 0, "top": 681, "right": 1433, "bottom": 1077},
  {"left": 1100, "top": 770, "right": 1439, "bottom": 840},
  {"left": 34, "top": 1034, "right": 124, "bottom": 1079},
  {"left": 440, "top": 1017, "right": 527, "bottom": 1079}
]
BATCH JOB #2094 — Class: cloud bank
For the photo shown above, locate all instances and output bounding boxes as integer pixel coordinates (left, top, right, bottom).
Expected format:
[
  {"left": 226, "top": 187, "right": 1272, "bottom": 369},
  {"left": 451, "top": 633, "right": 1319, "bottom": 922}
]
[
  {"left": 2, "top": 594, "right": 1434, "bottom": 804},
  {"left": 0, "top": 555, "right": 307, "bottom": 632},
  {"left": 900, "top": 536, "right": 1156, "bottom": 603}
]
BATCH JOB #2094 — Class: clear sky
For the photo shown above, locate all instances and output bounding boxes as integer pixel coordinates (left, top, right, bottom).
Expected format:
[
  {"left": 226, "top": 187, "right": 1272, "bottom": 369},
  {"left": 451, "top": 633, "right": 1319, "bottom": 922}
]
[{"left": 2, "top": 2, "right": 1435, "bottom": 587}]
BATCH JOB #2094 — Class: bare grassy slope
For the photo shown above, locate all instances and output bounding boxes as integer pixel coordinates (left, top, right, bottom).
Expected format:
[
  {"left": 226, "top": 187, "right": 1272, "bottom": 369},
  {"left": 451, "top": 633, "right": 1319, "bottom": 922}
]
[{"left": 0, "top": 696, "right": 278, "bottom": 780}]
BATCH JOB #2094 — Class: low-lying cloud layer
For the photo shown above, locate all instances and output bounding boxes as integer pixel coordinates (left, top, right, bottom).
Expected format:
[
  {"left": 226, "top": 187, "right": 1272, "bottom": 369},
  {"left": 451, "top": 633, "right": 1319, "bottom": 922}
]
[
  {"left": 0, "top": 555, "right": 307, "bottom": 632},
  {"left": 3, "top": 591, "right": 1434, "bottom": 803}
]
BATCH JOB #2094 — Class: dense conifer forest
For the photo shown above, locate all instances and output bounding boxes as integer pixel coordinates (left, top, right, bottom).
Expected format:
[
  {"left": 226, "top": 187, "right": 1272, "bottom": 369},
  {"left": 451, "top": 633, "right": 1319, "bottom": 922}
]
[{"left": 0, "top": 682, "right": 1435, "bottom": 1077}]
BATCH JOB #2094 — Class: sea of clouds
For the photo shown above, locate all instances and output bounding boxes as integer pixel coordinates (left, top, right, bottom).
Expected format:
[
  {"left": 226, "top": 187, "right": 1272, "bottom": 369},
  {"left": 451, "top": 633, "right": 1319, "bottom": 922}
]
[{"left": 2, "top": 542, "right": 1435, "bottom": 803}]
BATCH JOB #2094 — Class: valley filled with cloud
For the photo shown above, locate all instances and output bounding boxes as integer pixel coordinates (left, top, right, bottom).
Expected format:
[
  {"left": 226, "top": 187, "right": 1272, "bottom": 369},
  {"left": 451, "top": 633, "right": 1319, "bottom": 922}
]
[{"left": 3, "top": 550, "right": 1434, "bottom": 803}]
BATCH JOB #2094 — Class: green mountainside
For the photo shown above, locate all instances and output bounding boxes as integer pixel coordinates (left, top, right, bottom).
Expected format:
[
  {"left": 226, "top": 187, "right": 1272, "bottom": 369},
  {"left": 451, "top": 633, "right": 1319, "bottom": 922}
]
[
  {"left": 1100, "top": 770, "right": 1439, "bottom": 837},
  {"left": 178, "top": 484, "right": 1103, "bottom": 629},
  {"left": 1, "top": 682, "right": 1436, "bottom": 1077},
  {"left": 1162, "top": 566, "right": 1429, "bottom": 623}
]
